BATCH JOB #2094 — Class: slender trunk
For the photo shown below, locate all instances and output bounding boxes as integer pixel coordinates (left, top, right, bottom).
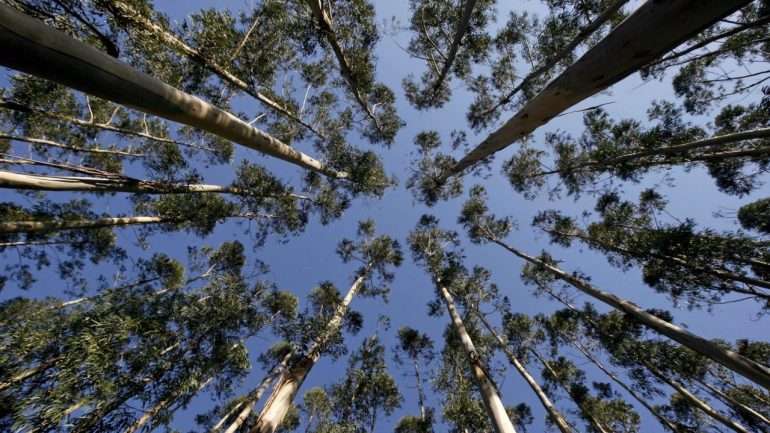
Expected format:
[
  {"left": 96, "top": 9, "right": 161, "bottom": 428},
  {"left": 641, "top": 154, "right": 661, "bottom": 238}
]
[
  {"left": 212, "top": 402, "right": 245, "bottom": 433},
  {"left": 412, "top": 359, "right": 427, "bottom": 421},
  {"left": 250, "top": 270, "right": 370, "bottom": 433},
  {"left": 438, "top": 284, "right": 518, "bottom": 433},
  {"left": 0, "top": 357, "right": 59, "bottom": 392},
  {"left": 447, "top": 0, "right": 750, "bottom": 177},
  {"left": 644, "top": 362, "right": 750, "bottom": 433},
  {"left": 489, "top": 236, "right": 770, "bottom": 390},
  {"left": 0, "top": 5, "right": 346, "bottom": 178},
  {"left": 0, "top": 170, "right": 237, "bottom": 194},
  {"left": 535, "top": 127, "right": 770, "bottom": 178},
  {"left": 0, "top": 216, "right": 167, "bottom": 234},
  {"left": 530, "top": 348, "right": 611, "bottom": 433},
  {"left": 124, "top": 377, "right": 213, "bottom": 433},
  {"left": 697, "top": 378, "right": 770, "bottom": 427},
  {"left": 222, "top": 352, "right": 292, "bottom": 433},
  {"left": 572, "top": 341, "right": 683, "bottom": 433},
  {"left": 102, "top": 0, "right": 325, "bottom": 140},
  {"left": 429, "top": 0, "right": 478, "bottom": 95},
  {"left": 543, "top": 227, "right": 770, "bottom": 296},
  {"left": 0, "top": 133, "right": 144, "bottom": 157},
  {"left": 475, "top": 312, "right": 573, "bottom": 433},
  {"left": 304, "top": 0, "right": 382, "bottom": 135},
  {"left": 481, "top": 0, "right": 628, "bottom": 117}
]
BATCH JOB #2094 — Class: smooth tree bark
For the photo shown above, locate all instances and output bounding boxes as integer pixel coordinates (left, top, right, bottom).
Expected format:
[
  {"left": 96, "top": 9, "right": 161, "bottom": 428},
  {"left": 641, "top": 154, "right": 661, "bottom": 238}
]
[
  {"left": 572, "top": 341, "right": 682, "bottom": 433},
  {"left": 643, "top": 361, "right": 750, "bottom": 433},
  {"left": 124, "top": 377, "right": 213, "bottom": 433},
  {"left": 438, "top": 283, "right": 518, "bottom": 433},
  {"left": 696, "top": 378, "right": 770, "bottom": 428},
  {"left": 102, "top": 0, "right": 325, "bottom": 139},
  {"left": 0, "top": 170, "right": 237, "bottom": 194},
  {"left": 0, "top": 133, "right": 145, "bottom": 157},
  {"left": 529, "top": 348, "right": 611, "bottom": 433},
  {"left": 486, "top": 236, "right": 770, "bottom": 390},
  {"left": 475, "top": 312, "right": 574, "bottom": 433},
  {"left": 0, "top": 4, "right": 347, "bottom": 178},
  {"left": 250, "top": 269, "right": 371, "bottom": 433},
  {"left": 445, "top": 0, "right": 751, "bottom": 178}
]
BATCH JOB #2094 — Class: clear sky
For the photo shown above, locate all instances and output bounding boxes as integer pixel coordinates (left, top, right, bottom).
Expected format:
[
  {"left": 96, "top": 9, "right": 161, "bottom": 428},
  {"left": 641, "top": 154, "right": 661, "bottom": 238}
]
[{"left": 1, "top": 1, "right": 768, "bottom": 432}]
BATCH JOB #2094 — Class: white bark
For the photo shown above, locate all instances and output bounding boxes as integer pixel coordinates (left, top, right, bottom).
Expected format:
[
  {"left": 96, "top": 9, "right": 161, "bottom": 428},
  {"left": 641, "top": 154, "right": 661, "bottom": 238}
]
[
  {"left": 0, "top": 4, "right": 346, "bottom": 178},
  {"left": 0, "top": 133, "right": 144, "bottom": 157},
  {"left": 490, "top": 237, "right": 770, "bottom": 391},
  {"left": 448, "top": 0, "right": 751, "bottom": 176},
  {"left": 476, "top": 312, "right": 573, "bottom": 433},
  {"left": 697, "top": 379, "right": 770, "bottom": 427},
  {"left": 250, "top": 272, "right": 368, "bottom": 433},
  {"left": 439, "top": 285, "right": 518, "bottom": 433}
]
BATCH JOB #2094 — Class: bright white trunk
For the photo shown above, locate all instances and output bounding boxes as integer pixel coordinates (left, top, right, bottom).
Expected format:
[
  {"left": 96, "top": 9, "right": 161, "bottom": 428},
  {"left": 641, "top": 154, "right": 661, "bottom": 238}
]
[
  {"left": 492, "top": 238, "right": 770, "bottom": 391},
  {"left": 697, "top": 379, "right": 770, "bottom": 427},
  {"left": 439, "top": 285, "right": 518, "bottom": 433},
  {"left": 0, "top": 5, "right": 345, "bottom": 178},
  {"left": 448, "top": 0, "right": 750, "bottom": 176},
  {"left": 250, "top": 273, "right": 368, "bottom": 433},
  {"left": 0, "top": 133, "right": 144, "bottom": 157}
]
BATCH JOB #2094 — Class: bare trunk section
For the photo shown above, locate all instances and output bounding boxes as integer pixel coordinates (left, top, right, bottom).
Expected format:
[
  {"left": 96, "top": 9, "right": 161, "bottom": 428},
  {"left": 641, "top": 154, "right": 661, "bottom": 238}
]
[
  {"left": 0, "top": 133, "right": 144, "bottom": 157},
  {"left": 644, "top": 362, "right": 750, "bottom": 433},
  {"left": 489, "top": 236, "right": 770, "bottom": 390},
  {"left": 481, "top": 0, "right": 628, "bottom": 117},
  {"left": 0, "top": 357, "right": 59, "bottom": 392},
  {"left": 438, "top": 285, "right": 518, "bottom": 433},
  {"left": 103, "top": 0, "right": 325, "bottom": 139},
  {"left": 124, "top": 377, "right": 213, "bottom": 433},
  {"left": 447, "top": 0, "right": 750, "bottom": 177},
  {"left": 0, "top": 4, "right": 346, "bottom": 178},
  {"left": 0, "top": 170, "right": 237, "bottom": 194},
  {"left": 430, "top": 0, "right": 478, "bottom": 95},
  {"left": 530, "top": 348, "right": 611, "bottom": 433},
  {"left": 412, "top": 359, "right": 428, "bottom": 421},
  {"left": 572, "top": 341, "right": 683, "bottom": 433},
  {"left": 475, "top": 312, "right": 573, "bottom": 433},
  {"left": 0, "top": 216, "right": 166, "bottom": 234},
  {"left": 250, "top": 271, "right": 370, "bottom": 433},
  {"left": 697, "top": 378, "right": 770, "bottom": 427},
  {"left": 222, "top": 352, "right": 292, "bottom": 433},
  {"left": 304, "top": 0, "right": 382, "bottom": 134}
]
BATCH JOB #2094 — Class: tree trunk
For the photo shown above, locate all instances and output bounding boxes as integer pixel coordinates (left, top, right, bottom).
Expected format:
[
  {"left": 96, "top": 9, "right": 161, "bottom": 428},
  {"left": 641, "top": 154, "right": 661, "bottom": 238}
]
[
  {"left": 447, "top": 0, "right": 750, "bottom": 177},
  {"left": 250, "top": 271, "right": 369, "bottom": 433},
  {"left": 0, "top": 133, "right": 144, "bottom": 157},
  {"left": 438, "top": 285, "right": 518, "bottom": 433},
  {"left": 430, "top": 0, "right": 478, "bottom": 95},
  {"left": 475, "top": 312, "right": 574, "bottom": 433},
  {"left": 644, "top": 362, "right": 750, "bottom": 433},
  {"left": 222, "top": 352, "right": 292, "bottom": 433},
  {"left": 572, "top": 341, "right": 683, "bottom": 433},
  {"left": 102, "top": 0, "right": 324, "bottom": 139},
  {"left": 124, "top": 377, "right": 213, "bottom": 433},
  {"left": 0, "top": 216, "right": 167, "bottom": 234},
  {"left": 0, "top": 4, "right": 346, "bottom": 178},
  {"left": 530, "top": 348, "right": 611, "bottom": 433},
  {"left": 413, "top": 359, "right": 428, "bottom": 421},
  {"left": 303, "top": 0, "right": 381, "bottom": 134},
  {"left": 0, "top": 357, "right": 59, "bottom": 392},
  {"left": 0, "top": 170, "right": 237, "bottom": 194},
  {"left": 490, "top": 237, "right": 770, "bottom": 390},
  {"left": 697, "top": 378, "right": 770, "bottom": 428}
]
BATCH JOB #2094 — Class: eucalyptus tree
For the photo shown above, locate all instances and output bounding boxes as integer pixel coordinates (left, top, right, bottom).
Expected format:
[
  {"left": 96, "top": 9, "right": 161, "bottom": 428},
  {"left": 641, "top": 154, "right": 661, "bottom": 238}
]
[
  {"left": 531, "top": 190, "right": 770, "bottom": 310},
  {"left": 409, "top": 215, "right": 521, "bottom": 433},
  {"left": 249, "top": 220, "right": 402, "bottom": 433},
  {"left": 459, "top": 184, "right": 770, "bottom": 389},
  {"left": 0, "top": 240, "right": 295, "bottom": 433},
  {"left": 505, "top": 99, "right": 770, "bottom": 199},
  {"left": 393, "top": 326, "right": 435, "bottom": 433},
  {"left": 402, "top": 0, "right": 495, "bottom": 109},
  {"left": 426, "top": 0, "right": 751, "bottom": 187}
]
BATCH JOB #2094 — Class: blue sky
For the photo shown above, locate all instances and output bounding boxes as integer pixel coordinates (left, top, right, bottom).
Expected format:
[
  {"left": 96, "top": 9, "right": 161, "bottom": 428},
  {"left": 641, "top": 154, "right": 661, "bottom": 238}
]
[{"left": 1, "top": 1, "right": 768, "bottom": 432}]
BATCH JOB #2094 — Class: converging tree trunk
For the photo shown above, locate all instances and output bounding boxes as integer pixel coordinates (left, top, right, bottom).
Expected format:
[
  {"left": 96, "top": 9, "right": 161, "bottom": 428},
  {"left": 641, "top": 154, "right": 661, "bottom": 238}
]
[
  {"left": 696, "top": 378, "right": 770, "bottom": 428},
  {"left": 487, "top": 237, "right": 770, "bottom": 390},
  {"left": 438, "top": 284, "right": 518, "bottom": 433},
  {"left": 430, "top": 0, "right": 479, "bottom": 95},
  {"left": 445, "top": 0, "right": 750, "bottom": 178},
  {"left": 476, "top": 312, "right": 573, "bottom": 433},
  {"left": 0, "top": 4, "right": 346, "bottom": 178}
]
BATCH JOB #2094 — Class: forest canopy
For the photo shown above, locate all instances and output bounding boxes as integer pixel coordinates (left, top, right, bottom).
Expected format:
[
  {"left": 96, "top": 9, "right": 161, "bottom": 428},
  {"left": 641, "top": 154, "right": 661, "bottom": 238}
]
[{"left": 0, "top": 1, "right": 769, "bottom": 433}]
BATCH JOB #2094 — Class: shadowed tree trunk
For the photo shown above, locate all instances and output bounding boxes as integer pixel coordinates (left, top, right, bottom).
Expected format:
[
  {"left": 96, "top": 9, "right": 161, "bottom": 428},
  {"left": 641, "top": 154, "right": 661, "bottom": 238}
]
[
  {"left": 696, "top": 378, "right": 770, "bottom": 428},
  {"left": 430, "top": 0, "right": 479, "bottom": 95},
  {"left": 0, "top": 4, "right": 346, "bottom": 178},
  {"left": 445, "top": 0, "right": 750, "bottom": 178}
]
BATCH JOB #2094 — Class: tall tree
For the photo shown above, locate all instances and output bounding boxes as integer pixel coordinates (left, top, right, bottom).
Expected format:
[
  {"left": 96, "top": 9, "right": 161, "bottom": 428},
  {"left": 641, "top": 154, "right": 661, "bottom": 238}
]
[{"left": 393, "top": 326, "right": 435, "bottom": 433}]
